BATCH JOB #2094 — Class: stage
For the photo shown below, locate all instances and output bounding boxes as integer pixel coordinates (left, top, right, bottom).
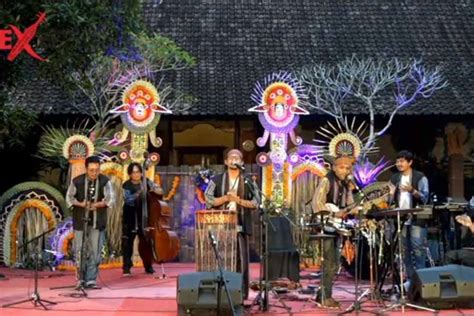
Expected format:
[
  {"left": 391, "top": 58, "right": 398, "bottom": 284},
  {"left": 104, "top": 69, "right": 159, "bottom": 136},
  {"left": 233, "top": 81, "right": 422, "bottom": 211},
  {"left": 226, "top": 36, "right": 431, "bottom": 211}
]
[{"left": 0, "top": 263, "right": 472, "bottom": 315}]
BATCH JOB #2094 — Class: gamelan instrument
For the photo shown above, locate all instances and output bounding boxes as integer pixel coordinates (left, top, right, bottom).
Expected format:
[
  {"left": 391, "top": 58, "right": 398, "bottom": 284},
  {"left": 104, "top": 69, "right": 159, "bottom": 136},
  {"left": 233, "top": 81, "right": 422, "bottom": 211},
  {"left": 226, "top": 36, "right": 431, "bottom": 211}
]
[{"left": 195, "top": 209, "right": 238, "bottom": 272}]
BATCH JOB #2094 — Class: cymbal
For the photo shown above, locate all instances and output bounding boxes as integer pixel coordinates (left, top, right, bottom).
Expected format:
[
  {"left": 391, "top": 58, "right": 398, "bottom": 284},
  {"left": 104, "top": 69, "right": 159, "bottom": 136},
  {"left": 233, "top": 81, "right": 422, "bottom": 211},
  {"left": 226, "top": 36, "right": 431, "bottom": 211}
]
[
  {"left": 308, "top": 233, "right": 337, "bottom": 240},
  {"left": 371, "top": 208, "right": 423, "bottom": 218},
  {"left": 313, "top": 210, "right": 332, "bottom": 217}
]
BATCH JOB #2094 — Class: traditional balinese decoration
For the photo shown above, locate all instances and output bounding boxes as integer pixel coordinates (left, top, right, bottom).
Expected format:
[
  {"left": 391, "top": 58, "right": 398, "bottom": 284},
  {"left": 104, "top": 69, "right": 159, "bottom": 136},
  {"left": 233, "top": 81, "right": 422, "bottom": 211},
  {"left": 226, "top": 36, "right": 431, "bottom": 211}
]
[
  {"left": 63, "top": 135, "right": 95, "bottom": 182},
  {"left": 110, "top": 79, "right": 171, "bottom": 166},
  {"left": 100, "top": 162, "right": 125, "bottom": 255},
  {"left": 49, "top": 219, "right": 74, "bottom": 263},
  {"left": 192, "top": 169, "right": 215, "bottom": 206},
  {"left": 288, "top": 145, "right": 327, "bottom": 181},
  {"left": 353, "top": 157, "right": 392, "bottom": 188},
  {"left": 249, "top": 72, "right": 309, "bottom": 207},
  {"left": 0, "top": 182, "right": 67, "bottom": 266},
  {"left": 154, "top": 174, "right": 181, "bottom": 201},
  {"left": 313, "top": 117, "right": 376, "bottom": 161}
]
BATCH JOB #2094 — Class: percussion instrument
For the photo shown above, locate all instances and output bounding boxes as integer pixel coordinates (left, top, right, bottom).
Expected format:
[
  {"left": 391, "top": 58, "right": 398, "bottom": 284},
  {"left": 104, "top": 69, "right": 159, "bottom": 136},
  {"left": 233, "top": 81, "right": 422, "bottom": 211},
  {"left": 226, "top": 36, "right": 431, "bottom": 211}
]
[
  {"left": 371, "top": 208, "right": 423, "bottom": 218},
  {"left": 195, "top": 210, "right": 237, "bottom": 272}
]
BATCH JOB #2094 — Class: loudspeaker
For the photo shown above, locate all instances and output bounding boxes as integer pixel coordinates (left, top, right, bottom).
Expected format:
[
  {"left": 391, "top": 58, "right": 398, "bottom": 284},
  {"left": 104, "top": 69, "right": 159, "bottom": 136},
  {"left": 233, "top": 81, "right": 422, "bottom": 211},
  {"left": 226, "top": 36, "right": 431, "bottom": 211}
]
[
  {"left": 177, "top": 271, "right": 243, "bottom": 315},
  {"left": 409, "top": 264, "right": 474, "bottom": 308},
  {"left": 267, "top": 216, "right": 300, "bottom": 282}
]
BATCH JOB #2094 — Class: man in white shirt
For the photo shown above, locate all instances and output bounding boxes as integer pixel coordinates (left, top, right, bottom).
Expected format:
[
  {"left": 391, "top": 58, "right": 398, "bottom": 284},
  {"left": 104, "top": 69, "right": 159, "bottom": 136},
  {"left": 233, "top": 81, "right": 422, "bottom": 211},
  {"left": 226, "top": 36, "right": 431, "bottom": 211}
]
[{"left": 389, "top": 150, "right": 429, "bottom": 287}]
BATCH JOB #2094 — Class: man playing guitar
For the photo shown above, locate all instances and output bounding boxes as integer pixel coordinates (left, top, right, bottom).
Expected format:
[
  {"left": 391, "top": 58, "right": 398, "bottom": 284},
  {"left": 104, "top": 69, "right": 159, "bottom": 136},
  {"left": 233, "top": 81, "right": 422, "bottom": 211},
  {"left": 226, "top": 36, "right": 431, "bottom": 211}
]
[{"left": 311, "top": 155, "right": 359, "bottom": 308}]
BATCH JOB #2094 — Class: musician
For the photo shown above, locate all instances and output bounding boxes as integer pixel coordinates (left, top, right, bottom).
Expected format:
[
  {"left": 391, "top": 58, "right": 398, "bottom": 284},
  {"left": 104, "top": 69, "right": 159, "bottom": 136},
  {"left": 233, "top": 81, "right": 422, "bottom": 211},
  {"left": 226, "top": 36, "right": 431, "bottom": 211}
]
[
  {"left": 388, "top": 150, "right": 429, "bottom": 287},
  {"left": 311, "top": 155, "right": 356, "bottom": 308},
  {"left": 445, "top": 209, "right": 474, "bottom": 267},
  {"left": 122, "top": 162, "right": 163, "bottom": 275},
  {"left": 204, "top": 149, "right": 258, "bottom": 299},
  {"left": 66, "top": 156, "right": 115, "bottom": 289}
]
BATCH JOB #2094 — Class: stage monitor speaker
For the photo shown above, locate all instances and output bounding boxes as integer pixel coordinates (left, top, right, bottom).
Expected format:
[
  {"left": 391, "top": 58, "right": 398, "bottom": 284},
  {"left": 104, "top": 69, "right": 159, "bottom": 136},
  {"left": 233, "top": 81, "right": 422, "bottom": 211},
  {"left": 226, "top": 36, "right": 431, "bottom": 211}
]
[
  {"left": 409, "top": 264, "right": 474, "bottom": 308},
  {"left": 177, "top": 271, "right": 243, "bottom": 316},
  {"left": 267, "top": 216, "right": 300, "bottom": 282}
]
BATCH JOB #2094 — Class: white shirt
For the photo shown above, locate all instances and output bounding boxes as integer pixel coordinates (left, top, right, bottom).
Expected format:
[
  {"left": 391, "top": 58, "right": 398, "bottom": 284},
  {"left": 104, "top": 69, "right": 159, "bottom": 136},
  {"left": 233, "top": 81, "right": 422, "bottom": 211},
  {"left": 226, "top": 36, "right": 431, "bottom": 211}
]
[
  {"left": 227, "top": 176, "right": 239, "bottom": 211},
  {"left": 399, "top": 174, "right": 412, "bottom": 209}
]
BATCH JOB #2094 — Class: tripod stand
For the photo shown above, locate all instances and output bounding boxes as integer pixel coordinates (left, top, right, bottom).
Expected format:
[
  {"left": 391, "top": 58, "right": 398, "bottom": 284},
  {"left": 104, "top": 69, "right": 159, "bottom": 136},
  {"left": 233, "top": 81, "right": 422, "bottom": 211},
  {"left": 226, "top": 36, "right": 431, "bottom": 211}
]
[
  {"left": 379, "top": 208, "right": 436, "bottom": 313},
  {"left": 51, "top": 212, "right": 91, "bottom": 297},
  {"left": 3, "top": 227, "right": 57, "bottom": 310},
  {"left": 339, "top": 208, "right": 380, "bottom": 315},
  {"left": 246, "top": 179, "right": 291, "bottom": 313}
]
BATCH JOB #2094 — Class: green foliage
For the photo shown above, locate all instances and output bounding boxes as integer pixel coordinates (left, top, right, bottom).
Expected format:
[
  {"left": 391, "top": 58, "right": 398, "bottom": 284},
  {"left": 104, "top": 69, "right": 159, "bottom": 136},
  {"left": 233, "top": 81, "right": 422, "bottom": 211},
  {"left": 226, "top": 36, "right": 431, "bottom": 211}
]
[
  {"left": 0, "top": 102, "right": 38, "bottom": 150},
  {"left": 135, "top": 32, "right": 197, "bottom": 70},
  {"left": 0, "top": 0, "right": 145, "bottom": 87}
]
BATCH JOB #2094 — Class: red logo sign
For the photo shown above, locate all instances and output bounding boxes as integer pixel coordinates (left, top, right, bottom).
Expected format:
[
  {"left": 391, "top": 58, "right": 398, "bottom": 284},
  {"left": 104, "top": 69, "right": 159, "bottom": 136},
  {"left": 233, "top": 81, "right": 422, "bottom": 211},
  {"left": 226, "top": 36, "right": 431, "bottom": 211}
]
[{"left": 0, "top": 12, "right": 46, "bottom": 62}]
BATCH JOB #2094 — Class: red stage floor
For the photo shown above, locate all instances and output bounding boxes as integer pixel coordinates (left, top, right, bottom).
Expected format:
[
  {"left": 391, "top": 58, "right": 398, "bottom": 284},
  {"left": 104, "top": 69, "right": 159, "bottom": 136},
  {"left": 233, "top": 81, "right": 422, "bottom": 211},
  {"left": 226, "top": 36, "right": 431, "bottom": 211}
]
[{"left": 0, "top": 263, "right": 472, "bottom": 315}]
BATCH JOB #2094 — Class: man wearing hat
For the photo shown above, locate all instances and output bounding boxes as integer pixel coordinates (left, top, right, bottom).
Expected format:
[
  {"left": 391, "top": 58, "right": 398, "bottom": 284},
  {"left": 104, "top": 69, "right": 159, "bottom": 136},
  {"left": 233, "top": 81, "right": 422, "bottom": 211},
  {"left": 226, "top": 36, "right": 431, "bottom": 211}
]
[
  {"left": 312, "top": 155, "right": 357, "bottom": 308},
  {"left": 205, "top": 148, "right": 259, "bottom": 299}
]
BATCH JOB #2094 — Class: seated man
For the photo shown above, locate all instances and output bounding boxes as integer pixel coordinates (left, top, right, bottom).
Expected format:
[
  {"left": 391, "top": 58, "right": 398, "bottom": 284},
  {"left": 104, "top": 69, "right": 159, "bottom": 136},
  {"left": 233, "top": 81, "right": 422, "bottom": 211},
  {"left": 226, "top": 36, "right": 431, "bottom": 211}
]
[{"left": 444, "top": 211, "right": 474, "bottom": 267}]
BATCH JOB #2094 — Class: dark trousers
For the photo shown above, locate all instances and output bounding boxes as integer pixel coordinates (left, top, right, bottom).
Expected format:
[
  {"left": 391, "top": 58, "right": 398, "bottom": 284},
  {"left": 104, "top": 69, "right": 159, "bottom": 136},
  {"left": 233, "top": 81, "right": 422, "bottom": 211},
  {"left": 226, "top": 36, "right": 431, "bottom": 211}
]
[
  {"left": 122, "top": 225, "right": 153, "bottom": 271},
  {"left": 320, "top": 237, "right": 338, "bottom": 299},
  {"left": 237, "top": 232, "right": 250, "bottom": 299},
  {"left": 445, "top": 248, "right": 474, "bottom": 267}
]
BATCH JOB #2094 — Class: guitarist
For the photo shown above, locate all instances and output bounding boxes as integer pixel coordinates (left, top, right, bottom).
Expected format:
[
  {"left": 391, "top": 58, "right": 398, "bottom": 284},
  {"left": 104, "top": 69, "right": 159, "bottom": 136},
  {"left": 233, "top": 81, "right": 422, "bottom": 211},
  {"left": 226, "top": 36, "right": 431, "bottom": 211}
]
[
  {"left": 311, "top": 155, "right": 357, "bottom": 308},
  {"left": 445, "top": 210, "right": 474, "bottom": 267}
]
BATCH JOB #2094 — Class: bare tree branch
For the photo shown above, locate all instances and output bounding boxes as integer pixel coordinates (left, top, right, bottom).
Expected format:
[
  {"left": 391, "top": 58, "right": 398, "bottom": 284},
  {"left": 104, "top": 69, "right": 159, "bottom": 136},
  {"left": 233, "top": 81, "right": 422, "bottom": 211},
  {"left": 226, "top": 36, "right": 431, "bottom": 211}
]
[{"left": 298, "top": 57, "right": 447, "bottom": 159}]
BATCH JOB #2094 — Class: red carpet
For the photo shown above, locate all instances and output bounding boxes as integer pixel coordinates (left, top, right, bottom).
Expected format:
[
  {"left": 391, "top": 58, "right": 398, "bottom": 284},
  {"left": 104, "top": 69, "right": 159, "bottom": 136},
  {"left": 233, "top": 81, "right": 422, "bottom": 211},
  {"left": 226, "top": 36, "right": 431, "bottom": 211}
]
[{"left": 0, "top": 263, "right": 472, "bottom": 315}]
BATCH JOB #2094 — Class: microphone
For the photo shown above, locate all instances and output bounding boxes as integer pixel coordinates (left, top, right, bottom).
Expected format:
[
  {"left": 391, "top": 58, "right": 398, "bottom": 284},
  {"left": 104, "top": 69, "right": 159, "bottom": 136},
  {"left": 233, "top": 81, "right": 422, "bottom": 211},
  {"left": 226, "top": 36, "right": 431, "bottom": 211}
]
[
  {"left": 233, "top": 163, "right": 245, "bottom": 171},
  {"left": 143, "top": 152, "right": 151, "bottom": 169},
  {"left": 347, "top": 175, "right": 365, "bottom": 197},
  {"left": 208, "top": 230, "right": 217, "bottom": 246}
]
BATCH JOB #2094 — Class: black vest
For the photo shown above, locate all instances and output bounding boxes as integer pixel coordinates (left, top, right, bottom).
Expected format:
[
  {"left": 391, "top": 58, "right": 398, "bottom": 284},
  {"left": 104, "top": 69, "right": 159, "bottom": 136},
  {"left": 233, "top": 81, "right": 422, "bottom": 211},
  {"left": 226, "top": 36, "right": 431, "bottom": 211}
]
[
  {"left": 390, "top": 169, "right": 425, "bottom": 208},
  {"left": 211, "top": 172, "right": 254, "bottom": 235},
  {"left": 326, "top": 171, "right": 351, "bottom": 208},
  {"left": 71, "top": 174, "right": 109, "bottom": 231}
]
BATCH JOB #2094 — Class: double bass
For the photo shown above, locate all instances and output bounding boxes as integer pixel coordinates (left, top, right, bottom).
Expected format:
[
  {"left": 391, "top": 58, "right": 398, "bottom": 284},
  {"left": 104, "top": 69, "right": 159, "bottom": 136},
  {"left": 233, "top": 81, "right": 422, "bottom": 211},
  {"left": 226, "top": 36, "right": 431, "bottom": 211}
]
[{"left": 138, "top": 160, "right": 180, "bottom": 271}]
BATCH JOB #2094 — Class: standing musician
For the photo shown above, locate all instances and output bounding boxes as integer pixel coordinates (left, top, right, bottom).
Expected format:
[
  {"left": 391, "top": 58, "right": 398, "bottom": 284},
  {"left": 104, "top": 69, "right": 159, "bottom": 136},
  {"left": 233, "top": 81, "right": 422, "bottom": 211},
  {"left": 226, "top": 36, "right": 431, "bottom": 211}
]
[
  {"left": 122, "top": 162, "right": 163, "bottom": 276},
  {"left": 204, "top": 149, "right": 258, "bottom": 299},
  {"left": 311, "top": 155, "right": 358, "bottom": 308},
  {"left": 66, "top": 156, "right": 115, "bottom": 289},
  {"left": 388, "top": 150, "right": 429, "bottom": 289}
]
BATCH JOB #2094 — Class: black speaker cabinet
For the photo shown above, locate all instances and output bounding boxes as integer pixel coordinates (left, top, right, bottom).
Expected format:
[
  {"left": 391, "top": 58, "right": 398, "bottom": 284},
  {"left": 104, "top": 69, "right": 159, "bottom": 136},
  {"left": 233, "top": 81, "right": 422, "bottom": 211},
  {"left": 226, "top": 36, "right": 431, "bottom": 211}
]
[
  {"left": 177, "top": 271, "right": 243, "bottom": 316},
  {"left": 409, "top": 264, "right": 474, "bottom": 308}
]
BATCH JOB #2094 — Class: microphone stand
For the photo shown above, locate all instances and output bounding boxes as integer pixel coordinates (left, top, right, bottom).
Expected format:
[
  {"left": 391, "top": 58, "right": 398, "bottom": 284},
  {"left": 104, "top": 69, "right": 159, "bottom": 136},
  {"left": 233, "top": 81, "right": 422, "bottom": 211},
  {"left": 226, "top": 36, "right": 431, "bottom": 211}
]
[
  {"left": 244, "top": 176, "right": 291, "bottom": 313},
  {"left": 3, "top": 227, "right": 57, "bottom": 309},
  {"left": 338, "top": 184, "right": 380, "bottom": 315},
  {"left": 208, "top": 231, "right": 237, "bottom": 316},
  {"left": 51, "top": 206, "right": 91, "bottom": 297}
]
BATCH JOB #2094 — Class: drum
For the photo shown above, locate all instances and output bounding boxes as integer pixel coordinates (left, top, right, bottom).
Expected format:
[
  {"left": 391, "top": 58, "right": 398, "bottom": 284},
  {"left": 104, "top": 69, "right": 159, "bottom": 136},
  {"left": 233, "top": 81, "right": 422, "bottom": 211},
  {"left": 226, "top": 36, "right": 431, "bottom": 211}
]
[{"left": 195, "top": 210, "right": 237, "bottom": 272}]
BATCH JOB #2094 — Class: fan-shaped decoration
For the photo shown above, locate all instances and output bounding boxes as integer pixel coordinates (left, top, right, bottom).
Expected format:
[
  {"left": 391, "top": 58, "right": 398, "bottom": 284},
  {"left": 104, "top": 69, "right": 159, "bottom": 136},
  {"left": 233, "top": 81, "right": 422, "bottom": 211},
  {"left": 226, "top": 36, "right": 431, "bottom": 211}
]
[
  {"left": 62, "top": 135, "right": 95, "bottom": 160},
  {"left": 314, "top": 117, "right": 378, "bottom": 162}
]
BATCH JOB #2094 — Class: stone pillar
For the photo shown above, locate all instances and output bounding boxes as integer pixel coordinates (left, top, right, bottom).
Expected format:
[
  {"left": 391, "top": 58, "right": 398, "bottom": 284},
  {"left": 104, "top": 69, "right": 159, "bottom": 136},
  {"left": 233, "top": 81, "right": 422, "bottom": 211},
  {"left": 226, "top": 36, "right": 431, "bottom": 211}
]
[{"left": 445, "top": 123, "right": 467, "bottom": 202}]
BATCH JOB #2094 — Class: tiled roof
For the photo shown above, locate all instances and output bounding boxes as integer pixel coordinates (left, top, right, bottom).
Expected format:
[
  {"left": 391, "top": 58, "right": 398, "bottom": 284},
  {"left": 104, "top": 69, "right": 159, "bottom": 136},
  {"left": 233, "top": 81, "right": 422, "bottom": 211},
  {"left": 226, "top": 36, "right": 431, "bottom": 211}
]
[{"left": 22, "top": 1, "right": 474, "bottom": 115}]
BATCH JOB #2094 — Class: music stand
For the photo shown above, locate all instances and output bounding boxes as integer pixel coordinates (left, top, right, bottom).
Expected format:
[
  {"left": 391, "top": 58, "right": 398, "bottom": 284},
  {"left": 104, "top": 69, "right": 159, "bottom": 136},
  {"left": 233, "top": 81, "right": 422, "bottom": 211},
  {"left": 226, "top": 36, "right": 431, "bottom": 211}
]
[
  {"left": 3, "top": 227, "right": 57, "bottom": 310},
  {"left": 377, "top": 208, "right": 436, "bottom": 314}
]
